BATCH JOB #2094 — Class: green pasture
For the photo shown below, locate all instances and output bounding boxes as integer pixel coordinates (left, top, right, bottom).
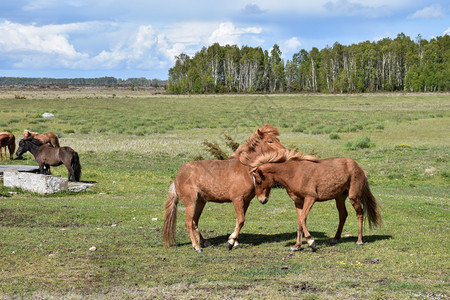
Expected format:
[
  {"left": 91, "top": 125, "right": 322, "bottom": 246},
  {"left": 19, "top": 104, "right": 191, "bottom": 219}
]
[{"left": 0, "top": 92, "right": 449, "bottom": 299}]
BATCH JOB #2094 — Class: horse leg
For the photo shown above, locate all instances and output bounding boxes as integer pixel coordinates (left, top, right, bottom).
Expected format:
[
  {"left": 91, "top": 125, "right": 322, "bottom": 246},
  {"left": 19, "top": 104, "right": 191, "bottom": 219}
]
[
  {"left": 192, "top": 199, "right": 209, "bottom": 248},
  {"left": 331, "top": 195, "right": 348, "bottom": 244},
  {"left": 184, "top": 203, "right": 202, "bottom": 252},
  {"left": 227, "top": 199, "right": 247, "bottom": 250},
  {"left": 299, "top": 196, "right": 317, "bottom": 251},
  {"left": 46, "top": 165, "right": 52, "bottom": 175},
  {"left": 290, "top": 200, "right": 304, "bottom": 252},
  {"left": 349, "top": 178, "right": 365, "bottom": 245},
  {"left": 0, "top": 146, "right": 5, "bottom": 160},
  {"left": 232, "top": 199, "right": 251, "bottom": 249},
  {"left": 349, "top": 197, "right": 364, "bottom": 245},
  {"left": 38, "top": 163, "right": 45, "bottom": 174},
  {"left": 63, "top": 161, "right": 74, "bottom": 181}
]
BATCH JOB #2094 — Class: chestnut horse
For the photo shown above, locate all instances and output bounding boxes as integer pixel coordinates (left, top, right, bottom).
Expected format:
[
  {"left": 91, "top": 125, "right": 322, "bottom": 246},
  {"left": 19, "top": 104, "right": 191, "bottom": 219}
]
[
  {"left": 163, "top": 125, "right": 287, "bottom": 252},
  {"left": 250, "top": 150, "right": 381, "bottom": 251},
  {"left": 16, "top": 137, "right": 81, "bottom": 181},
  {"left": 24, "top": 129, "right": 60, "bottom": 147},
  {"left": 0, "top": 132, "right": 15, "bottom": 160}
]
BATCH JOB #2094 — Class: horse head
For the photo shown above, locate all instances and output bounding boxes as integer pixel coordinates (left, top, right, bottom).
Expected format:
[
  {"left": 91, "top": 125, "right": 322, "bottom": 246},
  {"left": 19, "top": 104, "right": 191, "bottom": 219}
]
[
  {"left": 16, "top": 137, "right": 42, "bottom": 157},
  {"left": 231, "top": 124, "right": 286, "bottom": 165},
  {"left": 251, "top": 166, "right": 274, "bottom": 205}
]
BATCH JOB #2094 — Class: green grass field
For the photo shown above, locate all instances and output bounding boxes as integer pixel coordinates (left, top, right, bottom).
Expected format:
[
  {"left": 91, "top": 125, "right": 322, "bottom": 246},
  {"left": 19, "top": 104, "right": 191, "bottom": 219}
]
[{"left": 0, "top": 91, "right": 449, "bottom": 299}]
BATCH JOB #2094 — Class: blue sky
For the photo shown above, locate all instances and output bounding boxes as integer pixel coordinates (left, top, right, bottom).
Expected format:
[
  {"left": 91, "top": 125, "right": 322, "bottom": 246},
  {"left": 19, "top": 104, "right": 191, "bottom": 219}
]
[{"left": 0, "top": 0, "right": 448, "bottom": 80}]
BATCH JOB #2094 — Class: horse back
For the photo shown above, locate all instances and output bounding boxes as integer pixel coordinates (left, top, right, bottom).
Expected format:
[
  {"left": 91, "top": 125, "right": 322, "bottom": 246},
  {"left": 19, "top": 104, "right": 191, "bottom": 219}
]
[
  {"left": 35, "top": 145, "right": 74, "bottom": 165},
  {"left": 275, "top": 158, "right": 364, "bottom": 199},
  {"left": 174, "top": 159, "right": 254, "bottom": 203}
]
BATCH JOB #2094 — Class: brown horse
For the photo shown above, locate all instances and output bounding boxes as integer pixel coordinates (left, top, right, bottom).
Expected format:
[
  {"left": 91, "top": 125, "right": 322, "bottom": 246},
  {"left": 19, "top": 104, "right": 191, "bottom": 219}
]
[
  {"left": 250, "top": 150, "right": 381, "bottom": 251},
  {"left": 16, "top": 137, "right": 81, "bottom": 181},
  {"left": 0, "top": 132, "right": 16, "bottom": 160},
  {"left": 24, "top": 129, "right": 60, "bottom": 147},
  {"left": 163, "top": 124, "right": 287, "bottom": 252}
]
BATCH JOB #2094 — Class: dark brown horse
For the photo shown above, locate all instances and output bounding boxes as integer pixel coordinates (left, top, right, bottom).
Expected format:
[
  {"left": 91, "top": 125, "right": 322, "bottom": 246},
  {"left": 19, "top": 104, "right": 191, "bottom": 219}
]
[
  {"left": 16, "top": 137, "right": 81, "bottom": 181},
  {"left": 24, "top": 129, "right": 60, "bottom": 147},
  {"left": 163, "top": 125, "right": 287, "bottom": 252},
  {"left": 0, "top": 132, "right": 15, "bottom": 160},
  {"left": 250, "top": 150, "right": 381, "bottom": 251}
]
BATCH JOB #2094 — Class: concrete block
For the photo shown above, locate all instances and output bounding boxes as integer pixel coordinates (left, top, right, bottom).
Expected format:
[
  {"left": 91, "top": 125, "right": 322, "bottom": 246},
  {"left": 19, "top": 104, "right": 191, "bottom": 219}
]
[{"left": 3, "top": 169, "right": 68, "bottom": 194}]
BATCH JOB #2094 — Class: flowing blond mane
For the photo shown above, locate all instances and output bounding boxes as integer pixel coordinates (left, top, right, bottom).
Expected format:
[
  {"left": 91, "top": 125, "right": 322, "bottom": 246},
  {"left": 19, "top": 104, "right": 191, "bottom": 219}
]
[
  {"left": 230, "top": 124, "right": 280, "bottom": 159},
  {"left": 248, "top": 149, "right": 318, "bottom": 171}
]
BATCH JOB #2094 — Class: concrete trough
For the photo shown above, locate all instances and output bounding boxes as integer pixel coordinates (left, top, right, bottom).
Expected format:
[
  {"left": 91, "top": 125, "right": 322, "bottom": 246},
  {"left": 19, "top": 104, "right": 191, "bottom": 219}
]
[
  {"left": 0, "top": 165, "right": 40, "bottom": 175},
  {"left": 3, "top": 169, "right": 68, "bottom": 195}
]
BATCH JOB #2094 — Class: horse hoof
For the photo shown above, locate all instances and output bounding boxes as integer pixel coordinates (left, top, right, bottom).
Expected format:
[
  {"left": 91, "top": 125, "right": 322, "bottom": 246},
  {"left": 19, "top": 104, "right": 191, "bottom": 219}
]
[
  {"left": 233, "top": 244, "right": 240, "bottom": 249},
  {"left": 289, "top": 247, "right": 302, "bottom": 252},
  {"left": 356, "top": 242, "right": 364, "bottom": 246},
  {"left": 227, "top": 242, "right": 233, "bottom": 250},
  {"left": 308, "top": 240, "right": 317, "bottom": 251},
  {"left": 330, "top": 238, "right": 339, "bottom": 244},
  {"left": 195, "top": 248, "right": 203, "bottom": 253}
]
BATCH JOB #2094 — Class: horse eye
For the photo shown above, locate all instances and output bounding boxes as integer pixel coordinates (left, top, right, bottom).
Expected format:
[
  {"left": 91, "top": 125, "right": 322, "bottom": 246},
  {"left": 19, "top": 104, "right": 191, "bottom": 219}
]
[
  {"left": 268, "top": 140, "right": 273, "bottom": 144},
  {"left": 257, "top": 181, "right": 262, "bottom": 186}
]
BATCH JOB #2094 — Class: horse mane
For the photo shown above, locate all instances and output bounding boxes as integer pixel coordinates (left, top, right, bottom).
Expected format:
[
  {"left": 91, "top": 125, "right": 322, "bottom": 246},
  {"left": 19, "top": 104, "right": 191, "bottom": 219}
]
[
  {"left": 248, "top": 149, "right": 319, "bottom": 171},
  {"left": 230, "top": 124, "right": 280, "bottom": 159},
  {"left": 23, "top": 136, "right": 43, "bottom": 146}
]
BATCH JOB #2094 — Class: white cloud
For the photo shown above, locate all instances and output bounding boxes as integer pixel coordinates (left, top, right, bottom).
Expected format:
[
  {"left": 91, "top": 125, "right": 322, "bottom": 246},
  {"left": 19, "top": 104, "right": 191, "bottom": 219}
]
[
  {"left": 444, "top": 28, "right": 450, "bottom": 36},
  {"left": 241, "top": 4, "right": 266, "bottom": 15},
  {"left": 0, "top": 21, "right": 87, "bottom": 58},
  {"left": 208, "top": 22, "right": 262, "bottom": 46},
  {"left": 281, "top": 37, "right": 302, "bottom": 54},
  {"left": 0, "top": 20, "right": 264, "bottom": 73},
  {"left": 408, "top": 5, "right": 445, "bottom": 19},
  {"left": 0, "top": 20, "right": 176, "bottom": 71},
  {"left": 323, "top": 0, "right": 391, "bottom": 17}
]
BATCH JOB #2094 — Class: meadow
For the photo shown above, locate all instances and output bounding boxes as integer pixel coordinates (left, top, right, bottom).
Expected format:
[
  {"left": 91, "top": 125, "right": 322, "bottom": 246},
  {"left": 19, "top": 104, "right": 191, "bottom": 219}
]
[{"left": 0, "top": 89, "right": 449, "bottom": 299}]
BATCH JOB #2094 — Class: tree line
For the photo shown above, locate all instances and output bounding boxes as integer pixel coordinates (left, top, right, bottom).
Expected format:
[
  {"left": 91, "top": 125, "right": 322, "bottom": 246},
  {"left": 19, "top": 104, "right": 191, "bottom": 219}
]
[
  {"left": 168, "top": 33, "right": 449, "bottom": 94},
  {"left": 0, "top": 77, "right": 168, "bottom": 88}
]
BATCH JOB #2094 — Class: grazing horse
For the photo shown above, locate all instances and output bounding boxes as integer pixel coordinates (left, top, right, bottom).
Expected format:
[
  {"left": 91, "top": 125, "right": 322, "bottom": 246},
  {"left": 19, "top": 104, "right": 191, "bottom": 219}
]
[
  {"left": 24, "top": 129, "right": 60, "bottom": 147},
  {"left": 250, "top": 150, "right": 381, "bottom": 251},
  {"left": 16, "top": 137, "right": 81, "bottom": 182},
  {"left": 163, "top": 124, "right": 287, "bottom": 252},
  {"left": 0, "top": 132, "right": 15, "bottom": 160}
]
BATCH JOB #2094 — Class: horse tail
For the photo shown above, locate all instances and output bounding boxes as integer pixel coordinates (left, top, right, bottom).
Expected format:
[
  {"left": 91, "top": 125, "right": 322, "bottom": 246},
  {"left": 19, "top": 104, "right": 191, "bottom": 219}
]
[
  {"left": 163, "top": 182, "right": 179, "bottom": 247},
  {"left": 72, "top": 151, "right": 82, "bottom": 182},
  {"left": 361, "top": 176, "right": 382, "bottom": 228}
]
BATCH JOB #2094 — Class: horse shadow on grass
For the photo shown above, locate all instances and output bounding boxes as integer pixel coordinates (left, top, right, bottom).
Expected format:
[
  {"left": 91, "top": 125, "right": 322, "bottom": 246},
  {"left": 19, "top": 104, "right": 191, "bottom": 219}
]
[{"left": 179, "top": 231, "right": 392, "bottom": 249}]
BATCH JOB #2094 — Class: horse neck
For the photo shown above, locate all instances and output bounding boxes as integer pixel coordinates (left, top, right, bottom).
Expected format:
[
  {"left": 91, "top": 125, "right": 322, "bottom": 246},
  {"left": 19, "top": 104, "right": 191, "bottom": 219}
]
[
  {"left": 26, "top": 142, "right": 41, "bottom": 156},
  {"left": 264, "top": 162, "right": 295, "bottom": 188}
]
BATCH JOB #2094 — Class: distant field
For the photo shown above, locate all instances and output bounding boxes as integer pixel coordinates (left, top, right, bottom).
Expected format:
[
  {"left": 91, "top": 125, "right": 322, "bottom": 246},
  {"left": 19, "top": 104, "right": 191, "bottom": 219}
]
[{"left": 0, "top": 90, "right": 449, "bottom": 299}]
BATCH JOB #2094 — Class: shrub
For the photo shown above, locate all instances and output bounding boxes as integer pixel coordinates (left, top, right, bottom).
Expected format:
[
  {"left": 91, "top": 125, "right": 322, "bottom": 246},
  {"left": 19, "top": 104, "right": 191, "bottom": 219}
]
[
  {"left": 7, "top": 119, "right": 20, "bottom": 124},
  {"left": 345, "top": 136, "right": 375, "bottom": 150},
  {"left": 329, "top": 133, "right": 340, "bottom": 140},
  {"left": 224, "top": 134, "right": 239, "bottom": 152},
  {"left": 292, "top": 125, "right": 306, "bottom": 133},
  {"left": 202, "top": 141, "right": 228, "bottom": 160}
]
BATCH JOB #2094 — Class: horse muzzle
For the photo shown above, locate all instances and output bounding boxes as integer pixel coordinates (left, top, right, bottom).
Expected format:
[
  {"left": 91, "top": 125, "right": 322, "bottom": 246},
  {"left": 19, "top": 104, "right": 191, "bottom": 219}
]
[{"left": 259, "top": 198, "right": 269, "bottom": 205}]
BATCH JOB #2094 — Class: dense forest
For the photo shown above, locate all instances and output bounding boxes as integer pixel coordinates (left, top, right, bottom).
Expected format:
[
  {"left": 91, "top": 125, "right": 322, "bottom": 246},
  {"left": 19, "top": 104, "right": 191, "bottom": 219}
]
[
  {"left": 0, "top": 77, "right": 167, "bottom": 88},
  {"left": 168, "top": 33, "right": 449, "bottom": 94}
]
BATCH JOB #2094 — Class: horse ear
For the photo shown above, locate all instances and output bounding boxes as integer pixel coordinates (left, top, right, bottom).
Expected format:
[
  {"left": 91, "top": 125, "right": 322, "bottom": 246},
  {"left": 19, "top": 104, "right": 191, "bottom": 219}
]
[
  {"left": 257, "top": 129, "right": 264, "bottom": 138},
  {"left": 257, "top": 169, "right": 265, "bottom": 180}
]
